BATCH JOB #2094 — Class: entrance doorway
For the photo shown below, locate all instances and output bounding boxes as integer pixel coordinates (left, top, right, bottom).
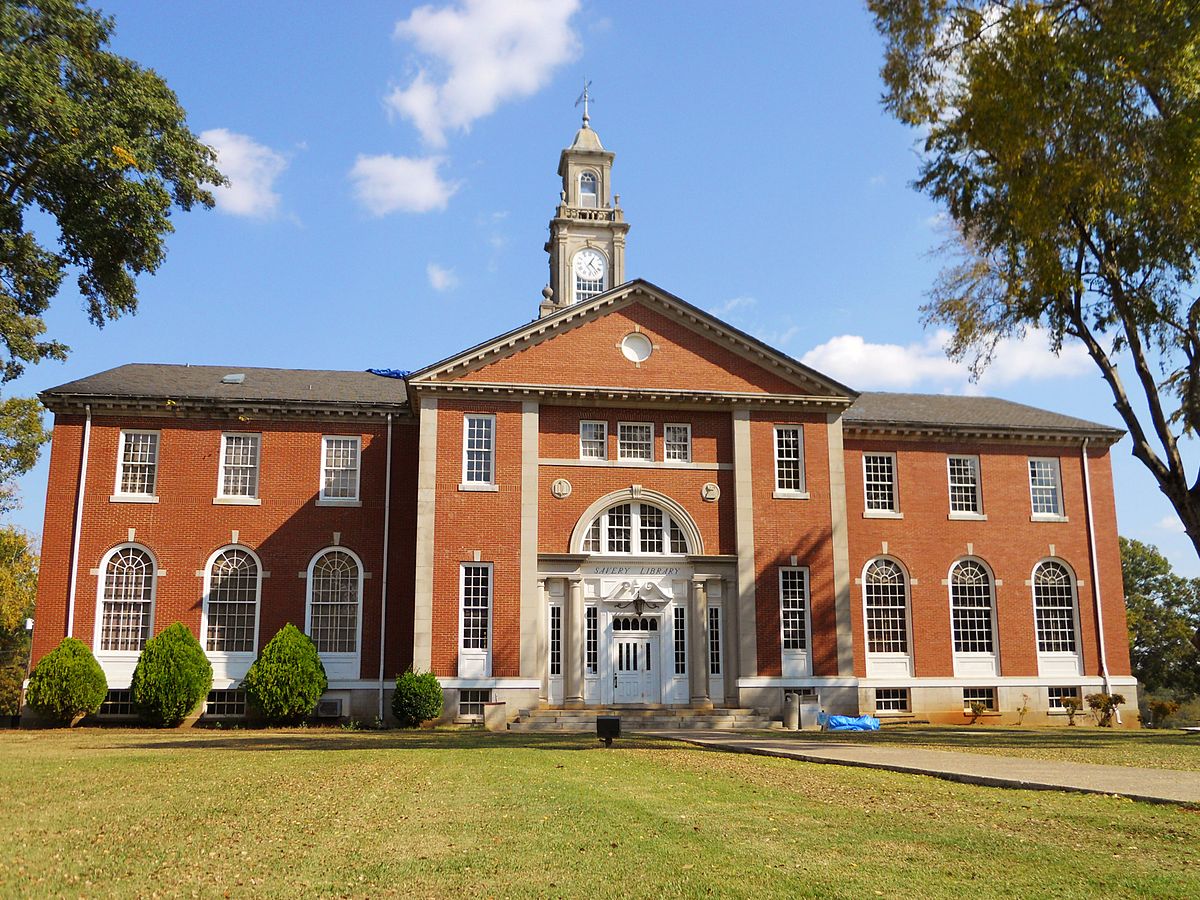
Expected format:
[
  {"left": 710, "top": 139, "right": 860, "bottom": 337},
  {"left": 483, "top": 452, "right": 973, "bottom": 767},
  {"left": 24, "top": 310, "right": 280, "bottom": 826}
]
[{"left": 612, "top": 616, "right": 660, "bottom": 704}]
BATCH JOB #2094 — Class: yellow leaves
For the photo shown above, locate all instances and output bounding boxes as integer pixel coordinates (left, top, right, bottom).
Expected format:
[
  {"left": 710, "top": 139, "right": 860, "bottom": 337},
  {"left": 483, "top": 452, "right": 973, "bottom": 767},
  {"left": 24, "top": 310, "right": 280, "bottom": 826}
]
[{"left": 111, "top": 145, "right": 138, "bottom": 169}]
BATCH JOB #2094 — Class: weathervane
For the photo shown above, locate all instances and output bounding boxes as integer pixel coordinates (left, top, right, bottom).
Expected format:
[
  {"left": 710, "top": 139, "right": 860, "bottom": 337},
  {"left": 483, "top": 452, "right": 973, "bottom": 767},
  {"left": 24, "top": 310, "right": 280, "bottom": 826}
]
[{"left": 575, "top": 78, "right": 593, "bottom": 127}]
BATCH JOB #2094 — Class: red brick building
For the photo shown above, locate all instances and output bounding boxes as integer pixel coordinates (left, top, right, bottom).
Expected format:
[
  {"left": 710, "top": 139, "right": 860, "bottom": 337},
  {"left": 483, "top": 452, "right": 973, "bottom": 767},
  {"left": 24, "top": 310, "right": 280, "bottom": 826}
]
[{"left": 29, "top": 120, "right": 1135, "bottom": 726}]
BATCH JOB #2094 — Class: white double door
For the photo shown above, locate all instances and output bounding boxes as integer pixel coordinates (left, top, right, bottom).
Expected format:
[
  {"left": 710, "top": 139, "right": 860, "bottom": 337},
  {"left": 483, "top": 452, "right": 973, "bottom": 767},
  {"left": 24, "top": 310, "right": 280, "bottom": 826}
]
[{"left": 613, "top": 634, "right": 660, "bottom": 704}]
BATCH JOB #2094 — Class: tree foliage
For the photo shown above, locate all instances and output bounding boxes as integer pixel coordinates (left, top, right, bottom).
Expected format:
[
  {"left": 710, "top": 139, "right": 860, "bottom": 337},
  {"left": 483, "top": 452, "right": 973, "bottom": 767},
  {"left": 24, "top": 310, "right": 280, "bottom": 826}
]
[
  {"left": 24, "top": 635, "right": 106, "bottom": 723},
  {"left": 870, "top": 1, "right": 1200, "bottom": 555},
  {"left": 0, "top": 396, "right": 45, "bottom": 513},
  {"left": 1120, "top": 536, "right": 1200, "bottom": 694},
  {"left": 0, "top": 524, "right": 37, "bottom": 714},
  {"left": 0, "top": 0, "right": 223, "bottom": 500},
  {"left": 242, "top": 624, "right": 328, "bottom": 725},
  {"left": 129, "top": 621, "right": 212, "bottom": 726}
]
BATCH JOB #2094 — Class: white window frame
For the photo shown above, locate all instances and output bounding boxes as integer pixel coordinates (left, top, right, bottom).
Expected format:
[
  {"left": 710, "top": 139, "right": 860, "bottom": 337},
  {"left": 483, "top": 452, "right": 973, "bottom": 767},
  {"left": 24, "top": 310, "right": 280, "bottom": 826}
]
[
  {"left": 772, "top": 425, "right": 808, "bottom": 498},
  {"left": 947, "top": 557, "right": 999, "bottom": 677},
  {"left": 200, "top": 545, "right": 263, "bottom": 662},
  {"left": 216, "top": 432, "right": 262, "bottom": 504},
  {"left": 778, "top": 566, "right": 812, "bottom": 677},
  {"left": 946, "top": 454, "right": 984, "bottom": 518},
  {"left": 319, "top": 435, "right": 362, "bottom": 504},
  {"left": 579, "top": 420, "right": 608, "bottom": 460},
  {"left": 112, "top": 429, "right": 160, "bottom": 502},
  {"left": 579, "top": 170, "right": 599, "bottom": 208},
  {"left": 664, "top": 423, "right": 692, "bottom": 463},
  {"left": 93, "top": 543, "right": 158, "bottom": 657},
  {"left": 862, "top": 451, "right": 900, "bottom": 516},
  {"left": 1029, "top": 457, "right": 1065, "bottom": 520},
  {"left": 459, "top": 562, "right": 493, "bottom": 677},
  {"left": 579, "top": 502, "right": 690, "bottom": 556},
  {"left": 304, "top": 546, "right": 365, "bottom": 680},
  {"left": 874, "top": 688, "right": 910, "bottom": 714},
  {"left": 617, "top": 421, "right": 654, "bottom": 462},
  {"left": 862, "top": 556, "right": 914, "bottom": 678},
  {"left": 460, "top": 414, "right": 498, "bottom": 491},
  {"left": 1031, "top": 558, "right": 1083, "bottom": 676}
]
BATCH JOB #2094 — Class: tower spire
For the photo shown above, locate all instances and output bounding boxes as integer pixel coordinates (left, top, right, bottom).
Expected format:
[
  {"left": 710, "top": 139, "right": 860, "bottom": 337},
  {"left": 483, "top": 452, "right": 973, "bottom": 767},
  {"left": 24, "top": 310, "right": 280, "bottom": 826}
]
[{"left": 575, "top": 78, "right": 592, "bottom": 128}]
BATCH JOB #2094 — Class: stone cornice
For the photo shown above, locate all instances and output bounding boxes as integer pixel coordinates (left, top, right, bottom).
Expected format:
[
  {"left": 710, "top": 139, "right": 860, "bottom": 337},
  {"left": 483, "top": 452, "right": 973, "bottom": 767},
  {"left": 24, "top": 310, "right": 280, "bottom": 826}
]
[
  {"left": 843, "top": 422, "right": 1123, "bottom": 447},
  {"left": 40, "top": 394, "right": 410, "bottom": 422}
]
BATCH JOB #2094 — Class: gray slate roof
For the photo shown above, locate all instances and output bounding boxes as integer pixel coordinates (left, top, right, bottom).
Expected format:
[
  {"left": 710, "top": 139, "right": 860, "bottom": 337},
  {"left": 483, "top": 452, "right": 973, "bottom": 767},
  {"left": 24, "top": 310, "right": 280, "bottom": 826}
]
[
  {"left": 41, "top": 364, "right": 409, "bottom": 408},
  {"left": 846, "top": 392, "right": 1122, "bottom": 438}
]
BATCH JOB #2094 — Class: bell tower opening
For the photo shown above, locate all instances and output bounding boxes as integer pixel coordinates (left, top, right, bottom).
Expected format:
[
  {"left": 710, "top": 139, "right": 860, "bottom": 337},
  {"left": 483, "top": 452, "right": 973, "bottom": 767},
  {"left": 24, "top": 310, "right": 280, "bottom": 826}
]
[{"left": 540, "top": 95, "right": 630, "bottom": 318}]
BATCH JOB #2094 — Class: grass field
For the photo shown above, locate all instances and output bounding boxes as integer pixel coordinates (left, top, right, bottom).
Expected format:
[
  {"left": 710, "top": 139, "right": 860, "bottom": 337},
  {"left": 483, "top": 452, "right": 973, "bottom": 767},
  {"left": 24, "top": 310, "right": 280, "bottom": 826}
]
[
  {"left": 2, "top": 728, "right": 1199, "bottom": 899},
  {"left": 785, "top": 725, "right": 1200, "bottom": 772}
]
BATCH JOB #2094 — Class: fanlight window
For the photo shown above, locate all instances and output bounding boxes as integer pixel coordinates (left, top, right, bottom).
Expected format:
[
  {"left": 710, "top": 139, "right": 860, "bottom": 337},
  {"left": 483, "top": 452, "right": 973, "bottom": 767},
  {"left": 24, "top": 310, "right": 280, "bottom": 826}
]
[
  {"left": 579, "top": 171, "right": 598, "bottom": 208},
  {"left": 205, "top": 549, "right": 259, "bottom": 653},
  {"left": 99, "top": 546, "right": 155, "bottom": 652},
  {"left": 1033, "top": 560, "right": 1077, "bottom": 653},
  {"left": 581, "top": 502, "right": 690, "bottom": 555},
  {"left": 864, "top": 558, "right": 908, "bottom": 654},
  {"left": 950, "top": 559, "right": 994, "bottom": 654},
  {"left": 308, "top": 550, "right": 361, "bottom": 654}
]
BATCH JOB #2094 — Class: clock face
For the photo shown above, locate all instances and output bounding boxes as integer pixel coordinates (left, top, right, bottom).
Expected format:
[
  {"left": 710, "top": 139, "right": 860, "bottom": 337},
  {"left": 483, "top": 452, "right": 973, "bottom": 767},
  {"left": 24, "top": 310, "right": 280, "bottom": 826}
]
[{"left": 574, "top": 249, "right": 605, "bottom": 281}]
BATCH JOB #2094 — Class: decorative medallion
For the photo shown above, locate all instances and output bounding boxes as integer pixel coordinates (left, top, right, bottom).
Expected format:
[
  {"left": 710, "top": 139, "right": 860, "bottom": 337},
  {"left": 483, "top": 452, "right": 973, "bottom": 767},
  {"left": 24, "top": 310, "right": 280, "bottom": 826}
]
[
  {"left": 620, "top": 332, "right": 653, "bottom": 363},
  {"left": 701, "top": 482, "right": 721, "bottom": 502},
  {"left": 550, "top": 478, "right": 573, "bottom": 499}
]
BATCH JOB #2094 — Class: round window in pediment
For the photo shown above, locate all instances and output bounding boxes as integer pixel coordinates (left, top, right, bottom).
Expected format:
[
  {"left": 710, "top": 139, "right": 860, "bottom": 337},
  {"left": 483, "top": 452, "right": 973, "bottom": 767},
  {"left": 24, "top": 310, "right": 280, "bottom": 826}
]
[{"left": 620, "top": 332, "right": 653, "bottom": 363}]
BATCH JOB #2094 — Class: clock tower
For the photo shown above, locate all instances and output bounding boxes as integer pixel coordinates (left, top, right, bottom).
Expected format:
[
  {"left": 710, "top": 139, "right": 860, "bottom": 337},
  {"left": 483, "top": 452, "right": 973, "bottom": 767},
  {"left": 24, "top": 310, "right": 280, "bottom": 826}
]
[{"left": 540, "top": 110, "right": 629, "bottom": 317}]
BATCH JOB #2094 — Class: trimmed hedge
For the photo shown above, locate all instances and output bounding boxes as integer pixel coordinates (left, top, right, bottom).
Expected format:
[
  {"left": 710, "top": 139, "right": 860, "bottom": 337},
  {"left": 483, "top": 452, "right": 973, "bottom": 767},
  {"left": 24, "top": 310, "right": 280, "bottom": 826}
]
[
  {"left": 243, "top": 624, "right": 327, "bottom": 725},
  {"left": 25, "top": 637, "right": 108, "bottom": 724},
  {"left": 130, "top": 623, "right": 213, "bottom": 726},
  {"left": 392, "top": 669, "right": 443, "bottom": 728}
]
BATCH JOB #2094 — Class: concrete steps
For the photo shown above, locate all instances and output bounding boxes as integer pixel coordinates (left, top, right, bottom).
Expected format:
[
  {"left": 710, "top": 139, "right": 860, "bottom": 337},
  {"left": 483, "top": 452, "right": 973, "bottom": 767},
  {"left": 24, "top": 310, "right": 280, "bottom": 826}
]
[{"left": 507, "top": 705, "right": 773, "bottom": 733}]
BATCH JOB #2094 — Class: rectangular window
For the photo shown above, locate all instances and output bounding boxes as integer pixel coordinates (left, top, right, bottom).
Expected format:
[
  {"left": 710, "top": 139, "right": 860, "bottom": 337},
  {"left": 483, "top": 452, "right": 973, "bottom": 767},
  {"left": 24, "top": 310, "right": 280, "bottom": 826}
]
[
  {"left": 205, "top": 689, "right": 247, "bottom": 717},
  {"left": 708, "top": 606, "right": 722, "bottom": 676},
  {"left": 664, "top": 423, "right": 692, "bottom": 462},
  {"left": 774, "top": 426, "right": 805, "bottom": 493},
  {"left": 579, "top": 421, "right": 608, "bottom": 460},
  {"left": 549, "top": 605, "right": 562, "bottom": 676},
  {"left": 947, "top": 455, "right": 981, "bottom": 514},
  {"left": 863, "top": 452, "right": 897, "bottom": 512},
  {"left": 618, "top": 422, "right": 653, "bottom": 461},
  {"left": 1048, "top": 686, "right": 1081, "bottom": 709},
  {"left": 585, "top": 606, "right": 598, "bottom": 675},
  {"left": 458, "top": 689, "right": 491, "bottom": 720},
  {"left": 460, "top": 564, "right": 491, "bottom": 651},
  {"left": 115, "top": 430, "right": 159, "bottom": 496},
  {"left": 463, "top": 415, "right": 495, "bottom": 484},
  {"left": 99, "top": 689, "right": 135, "bottom": 717},
  {"left": 321, "top": 436, "right": 361, "bottom": 500},
  {"left": 1029, "top": 458, "right": 1063, "bottom": 517},
  {"left": 779, "top": 567, "right": 809, "bottom": 651},
  {"left": 219, "top": 433, "right": 260, "bottom": 498},
  {"left": 673, "top": 607, "right": 687, "bottom": 675},
  {"left": 962, "top": 687, "right": 996, "bottom": 711},
  {"left": 606, "top": 504, "right": 632, "bottom": 553},
  {"left": 639, "top": 505, "right": 664, "bottom": 554},
  {"left": 874, "top": 688, "right": 910, "bottom": 713}
]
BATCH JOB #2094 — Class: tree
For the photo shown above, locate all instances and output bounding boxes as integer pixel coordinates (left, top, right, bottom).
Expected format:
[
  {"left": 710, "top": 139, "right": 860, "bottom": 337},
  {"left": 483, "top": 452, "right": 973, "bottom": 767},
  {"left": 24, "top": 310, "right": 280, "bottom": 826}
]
[
  {"left": 0, "top": 524, "right": 37, "bottom": 715},
  {"left": 0, "top": 0, "right": 223, "bottom": 498},
  {"left": 870, "top": 1, "right": 1200, "bottom": 558},
  {"left": 1120, "top": 536, "right": 1200, "bottom": 694}
]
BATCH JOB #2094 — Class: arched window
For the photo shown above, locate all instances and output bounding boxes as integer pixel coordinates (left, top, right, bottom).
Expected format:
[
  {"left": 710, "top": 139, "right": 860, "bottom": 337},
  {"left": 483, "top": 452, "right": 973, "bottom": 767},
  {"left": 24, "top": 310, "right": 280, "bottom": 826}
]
[
  {"left": 864, "top": 558, "right": 908, "bottom": 654},
  {"left": 1033, "top": 560, "right": 1077, "bottom": 653},
  {"left": 580, "top": 502, "right": 690, "bottom": 555},
  {"left": 98, "top": 546, "right": 156, "bottom": 652},
  {"left": 950, "top": 559, "right": 994, "bottom": 653},
  {"left": 308, "top": 549, "right": 361, "bottom": 654},
  {"left": 579, "top": 171, "right": 598, "bottom": 208},
  {"left": 204, "top": 548, "right": 260, "bottom": 653}
]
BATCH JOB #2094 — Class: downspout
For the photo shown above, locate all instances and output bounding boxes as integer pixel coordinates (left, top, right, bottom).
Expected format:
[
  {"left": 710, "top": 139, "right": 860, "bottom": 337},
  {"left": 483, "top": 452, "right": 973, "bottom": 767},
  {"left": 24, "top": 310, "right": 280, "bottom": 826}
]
[
  {"left": 1081, "top": 438, "right": 1117, "bottom": 721},
  {"left": 65, "top": 405, "right": 92, "bottom": 640},
  {"left": 377, "top": 412, "right": 394, "bottom": 724}
]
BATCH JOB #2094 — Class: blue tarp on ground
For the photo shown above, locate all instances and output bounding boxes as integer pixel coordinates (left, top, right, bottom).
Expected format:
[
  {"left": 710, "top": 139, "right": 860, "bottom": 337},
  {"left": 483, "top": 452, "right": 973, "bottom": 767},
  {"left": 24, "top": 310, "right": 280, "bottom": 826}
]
[{"left": 819, "top": 713, "right": 881, "bottom": 732}]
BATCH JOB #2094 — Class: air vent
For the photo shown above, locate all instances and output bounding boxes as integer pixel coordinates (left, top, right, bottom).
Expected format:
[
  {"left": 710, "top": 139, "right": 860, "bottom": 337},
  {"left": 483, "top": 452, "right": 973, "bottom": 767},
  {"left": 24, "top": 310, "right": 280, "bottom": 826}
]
[
  {"left": 221, "top": 373, "right": 245, "bottom": 385},
  {"left": 315, "top": 698, "right": 344, "bottom": 718}
]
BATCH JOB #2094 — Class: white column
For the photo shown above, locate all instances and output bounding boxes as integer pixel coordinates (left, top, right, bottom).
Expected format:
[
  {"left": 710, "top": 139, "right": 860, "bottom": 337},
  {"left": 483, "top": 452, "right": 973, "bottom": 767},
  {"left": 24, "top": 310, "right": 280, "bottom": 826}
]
[
  {"left": 720, "top": 577, "right": 739, "bottom": 707},
  {"left": 826, "top": 412, "right": 855, "bottom": 676},
  {"left": 564, "top": 577, "right": 585, "bottom": 708},
  {"left": 732, "top": 409, "right": 759, "bottom": 680},
  {"left": 689, "top": 577, "right": 712, "bottom": 708},
  {"left": 412, "top": 399, "right": 438, "bottom": 673},
  {"left": 519, "top": 402, "right": 540, "bottom": 679},
  {"left": 537, "top": 577, "right": 549, "bottom": 705}
]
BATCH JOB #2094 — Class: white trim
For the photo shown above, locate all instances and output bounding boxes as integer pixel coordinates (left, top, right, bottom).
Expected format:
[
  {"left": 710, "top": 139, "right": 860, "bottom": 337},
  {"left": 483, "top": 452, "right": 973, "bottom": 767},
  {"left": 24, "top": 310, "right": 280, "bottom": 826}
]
[
  {"left": 540, "top": 457, "right": 728, "bottom": 471},
  {"left": 735, "top": 675, "right": 1139, "bottom": 688},
  {"left": 664, "top": 422, "right": 692, "bottom": 463},
  {"left": 1028, "top": 456, "right": 1065, "bottom": 518},
  {"left": 113, "top": 428, "right": 160, "bottom": 500},
  {"left": 947, "top": 556, "right": 1000, "bottom": 676},
  {"left": 200, "top": 545, "right": 263, "bottom": 678},
  {"left": 579, "top": 420, "right": 608, "bottom": 460},
  {"left": 861, "top": 555, "right": 913, "bottom": 677},
  {"left": 319, "top": 434, "right": 362, "bottom": 502},
  {"left": 459, "top": 561, "right": 493, "bottom": 677},
  {"left": 92, "top": 543, "right": 158, "bottom": 656},
  {"left": 213, "top": 496, "right": 262, "bottom": 506},
  {"left": 569, "top": 488, "right": 704, "bottom": 556},
  {"left": 617, "top": 421, "right": 654, "bottom": 461},
  {"left": 772, "top": 424, "right": 806, "bottom": 494},
  {"left": 862, "top": 451, "right": 899, "bottom": 514},
  {"left": 437, "top": 677, "right": 542, "bottom": 690},
  {"left": 217, "top": 432, "right": 261, "bottom": 500},
  {"left": 946, "top": 453, "right": 982, "bottom": 516},
  {"left": 1031, "top": 556, "right": 1084, "bottom": 675},
  {"left": 778, "top": 566, "right": 812, "bottom": 677},
  {"left": 461, "top": 413, "right": 497, "bottom": 486},
  {"left": 304, "top": 546, "right": 365, "bottom": 680}
]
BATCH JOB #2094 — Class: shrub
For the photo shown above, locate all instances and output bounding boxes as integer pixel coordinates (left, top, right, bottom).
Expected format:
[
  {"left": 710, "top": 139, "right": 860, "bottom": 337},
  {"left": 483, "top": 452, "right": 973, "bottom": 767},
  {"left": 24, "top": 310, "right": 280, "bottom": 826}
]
[
  {"left": 25, "top": 637, "right": 108, "bottom": 724},
  {"left": 391, "top": 670, "right": 443, "bottom": 728},
  {"left": 1149, "top": 699, "right": 1181, "bottom": 728},
  {"left": 1062, "top": 697, "right": 1082, "bottom": 726},
  {"left": 130, "top": 623, "right": 213, "bottom": 726},
  {"left": 1085, "top": 692, "right": 1126, "bottom": 728},
  {"left": 243, "top": 624, "right": 328, "bottom": 725},
  {"left": 967, "top": 701, "right": 987, "bottom": 724}
]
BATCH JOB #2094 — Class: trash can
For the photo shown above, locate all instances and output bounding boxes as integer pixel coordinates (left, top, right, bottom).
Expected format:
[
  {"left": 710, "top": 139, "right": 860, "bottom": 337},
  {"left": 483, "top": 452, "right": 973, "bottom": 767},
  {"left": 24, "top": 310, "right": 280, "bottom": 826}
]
[
  {"left": 798, "top": 694, "right": 820, "bottom": 731},
  {"left": 783, "top": 692, "right": 800, "bottom": 731}
]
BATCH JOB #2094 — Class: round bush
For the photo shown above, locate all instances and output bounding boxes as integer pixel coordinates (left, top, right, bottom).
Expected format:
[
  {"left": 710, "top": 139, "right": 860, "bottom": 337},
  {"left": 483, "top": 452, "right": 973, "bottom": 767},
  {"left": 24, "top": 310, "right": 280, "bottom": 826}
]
[
  {"left": 392, "top": 670, "right": 443, "bottom": 728},
  {"left": 25, "top": 637, "right": 108, "bottom": 724},
  {"left": 243, "top": 624, "right": 328, "bottom": 725},
  {"left": 130, "top": 622, "right": 213, "bottom": 726}
]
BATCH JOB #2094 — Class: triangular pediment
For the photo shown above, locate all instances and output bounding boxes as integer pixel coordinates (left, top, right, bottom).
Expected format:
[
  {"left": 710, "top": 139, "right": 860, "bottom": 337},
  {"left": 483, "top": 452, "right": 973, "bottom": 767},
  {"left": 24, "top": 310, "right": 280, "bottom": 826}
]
[{"left": 407, "top": 280, "right": 856, "bottom": 401}]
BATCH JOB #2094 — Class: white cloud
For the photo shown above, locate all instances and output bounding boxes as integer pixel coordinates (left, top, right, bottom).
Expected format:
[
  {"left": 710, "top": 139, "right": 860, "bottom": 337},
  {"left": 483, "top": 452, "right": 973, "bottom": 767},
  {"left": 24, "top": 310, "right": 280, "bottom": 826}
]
[
  {"left": 1157, "top": 515, "right": 1187, "bottom": 534},
  {"left": 427, "top": 262, "right": 459, "bottom": 291},
  {"left": 387, "top": 0, "right": 582, "bottom": 146},
  {"left": 200, "top": 128, "right": 288, "bottom": 218},
  {"left": 711, "top": 296, "right": 757, "bottom": 317},
  {"left": 800, "top": 328, "right": 1092, "bottom": 392},
  {"left": 349, "top": 154, "right": 460, "bottom": 215}
]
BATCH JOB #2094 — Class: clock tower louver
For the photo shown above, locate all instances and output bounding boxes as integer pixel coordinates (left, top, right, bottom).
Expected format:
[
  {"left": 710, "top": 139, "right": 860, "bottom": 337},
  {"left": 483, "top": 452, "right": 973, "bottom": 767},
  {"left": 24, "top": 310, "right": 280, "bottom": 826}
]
[{"left": 539, "top": 112, "right": 629, "bottom": 318}]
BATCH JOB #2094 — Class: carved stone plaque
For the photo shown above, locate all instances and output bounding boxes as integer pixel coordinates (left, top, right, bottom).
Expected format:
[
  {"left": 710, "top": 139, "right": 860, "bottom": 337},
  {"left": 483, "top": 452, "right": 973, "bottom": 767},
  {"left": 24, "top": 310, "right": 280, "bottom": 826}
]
[{"left": 551, "top": 478, "right": 573, "bottom": 499}]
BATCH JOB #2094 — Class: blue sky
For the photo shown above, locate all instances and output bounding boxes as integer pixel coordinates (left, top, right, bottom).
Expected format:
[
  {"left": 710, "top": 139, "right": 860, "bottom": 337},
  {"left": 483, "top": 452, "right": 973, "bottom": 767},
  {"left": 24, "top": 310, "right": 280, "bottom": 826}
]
[{"left": 7, "top": 1, "right": 1197, "bottom": 573}]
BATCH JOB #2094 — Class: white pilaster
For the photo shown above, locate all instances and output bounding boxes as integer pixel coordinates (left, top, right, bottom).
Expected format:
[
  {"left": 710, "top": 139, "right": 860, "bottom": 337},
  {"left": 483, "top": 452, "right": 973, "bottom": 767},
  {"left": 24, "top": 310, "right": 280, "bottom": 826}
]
[
  {"left": 732, "top": 409, "right": 759, "bottom": 680},
  {"left": 519, "top": 402, "right": 540, "bottom": 679},
  {"left": 412, "top": 399, "right": 438, "bottom": 673}
]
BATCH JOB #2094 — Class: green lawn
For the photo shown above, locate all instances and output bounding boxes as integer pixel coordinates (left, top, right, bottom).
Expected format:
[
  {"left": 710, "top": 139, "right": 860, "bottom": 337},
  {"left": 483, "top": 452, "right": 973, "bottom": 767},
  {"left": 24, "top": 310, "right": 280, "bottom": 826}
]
[
  {"left": 777, "top": 725, "right": 1200, "bottom": 772},
  {"left": 2, "top": 728, "right": 1198, "bottom": 899}
]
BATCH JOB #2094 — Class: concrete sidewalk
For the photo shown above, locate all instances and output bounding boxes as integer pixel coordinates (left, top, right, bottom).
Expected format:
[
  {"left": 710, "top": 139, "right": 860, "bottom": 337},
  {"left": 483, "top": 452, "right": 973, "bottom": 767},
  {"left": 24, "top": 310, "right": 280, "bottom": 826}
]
[{"left": 648, "top": 731, "right": 1200, "bottom": 806}]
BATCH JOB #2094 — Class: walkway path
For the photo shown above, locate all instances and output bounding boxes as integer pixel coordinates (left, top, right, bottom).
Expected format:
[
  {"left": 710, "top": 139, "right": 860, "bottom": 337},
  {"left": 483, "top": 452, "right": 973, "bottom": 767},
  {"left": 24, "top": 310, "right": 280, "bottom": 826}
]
[{"left": 649, "top": 731, "right": 1200, "bottom": 806}]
